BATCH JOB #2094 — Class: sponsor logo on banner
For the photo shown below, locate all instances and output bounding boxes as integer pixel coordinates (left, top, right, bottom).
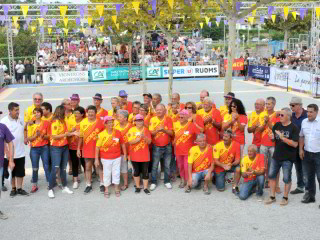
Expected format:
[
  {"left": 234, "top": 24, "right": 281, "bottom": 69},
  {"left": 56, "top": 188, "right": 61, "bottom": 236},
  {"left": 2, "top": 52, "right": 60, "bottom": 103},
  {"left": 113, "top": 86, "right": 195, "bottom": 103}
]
[
  {"left": 43, "top": 71, "right": 88, "bottom": 84},
  {"left": 147, "top": 67, "right": 161, "bottom": 78},
  {"left": 162, "top": 65, "right": 219, "bottom": 77},
  {"left": 224, "top": 59, "right": 244, "bottom": 70},
  {"left": 92, "top": 69, "right": 106, "bottom": 81},
  {"left": 248, "top": 65, "right": 270, "bottom": 80}
]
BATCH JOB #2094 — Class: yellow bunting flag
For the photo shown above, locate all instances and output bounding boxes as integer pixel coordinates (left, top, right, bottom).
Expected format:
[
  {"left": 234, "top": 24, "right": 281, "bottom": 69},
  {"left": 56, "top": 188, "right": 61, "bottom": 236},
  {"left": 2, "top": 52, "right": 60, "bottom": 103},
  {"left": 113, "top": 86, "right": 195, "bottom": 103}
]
[
  {"left": 116, "top": 23, "right": 120, "bottom": 30},
  {"left": 271, "top": 15, "right": 276, "bottom": 23},
  {"left": 182, "top": 16, "right": 185, "bottom": 21},
  {"left": 87, "top": 17, "right": 92, "bottom": 26},
  {"left": 216, "top": 21, "right": 219, "bottom": 27},
  {"left": 112, "top": 15, "right": 117, "bottom": 24},
  {"left": 248, "top": 17, "right": 254, "bottom": 25},
  {"left": 14, "top": 23, "right": 19, "bottom": 29},
  {"left": 48, "top": 28, "right": 52, "bottom": 34},
  {"left": 60, "top": 6, "right": 68, "bottom": 17},
  {"left": 12, "top": 16, "right": 19, "bottom": 25},
  {"left": 199, "top": 22, "right": 204, "bottom": 29},
  {"left": 153, "top": 25, "right": 156, "bottom": 30},
  {"left": 284, "top": 7, "right": 289, "bottom": 20},
  {"left": 316, "top": 8, "right": 320, "bottom": 20},
  {"left": 168, "top": 0, "right": 174, "bottom": 9},
  {"left": 63, "top": 17, "right": 68, "bottom": 27},
  {"left": 63, "top": 28, "right": 68, "bottom": 35},
  {"left": 168, "top": 24, "right": 171, "bottom": 30},
  {"left": 81, "top": 28, "right": 85, "bottom": 33},
  {"left": 205, "top": 17, "right": 210, "bottom": 25},
  {"left": 38, "top": 18, "right": 44, "bottom": 26},
  {"left": 252, "top": 9, "right": 256, "bottom": 17},
  {"left": 99, "top": 26, "right": 104, "bottom": 32},
  {"left": 132, "top": 2, "right": 140, "bottom": 15},
  {"left": 31, "top": 26, "right": 36, "bottom": 33},
  {"left": 96, "top": 5, "right": 104, "bottom": 17},
  {"left": 21, "top": 5, "right": 29, "bottom": 18},
  {"left": 292, "top": 12, "right": 297, "bottom": 20}
]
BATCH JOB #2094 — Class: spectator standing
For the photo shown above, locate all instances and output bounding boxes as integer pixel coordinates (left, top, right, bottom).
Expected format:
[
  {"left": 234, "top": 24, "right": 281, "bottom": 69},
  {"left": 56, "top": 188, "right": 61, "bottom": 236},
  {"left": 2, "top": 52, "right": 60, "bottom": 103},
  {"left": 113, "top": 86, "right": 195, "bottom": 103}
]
[{"left": 15, "top": 60, "right": 25, "bottom": 83}]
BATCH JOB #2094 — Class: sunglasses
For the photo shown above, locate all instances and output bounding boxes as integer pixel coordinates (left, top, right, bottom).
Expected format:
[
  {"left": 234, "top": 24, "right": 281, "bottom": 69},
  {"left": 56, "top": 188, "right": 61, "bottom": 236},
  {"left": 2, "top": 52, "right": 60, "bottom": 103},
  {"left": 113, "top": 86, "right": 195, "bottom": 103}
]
[
  {"left": 279, "top": 114, "right": 285, "bottom": 117},
  {"left": 231, "top": 105, "right": 237, "bottom": 108},
  {"left": 185, "top": 107, "right": 193, "bottom": 109}
]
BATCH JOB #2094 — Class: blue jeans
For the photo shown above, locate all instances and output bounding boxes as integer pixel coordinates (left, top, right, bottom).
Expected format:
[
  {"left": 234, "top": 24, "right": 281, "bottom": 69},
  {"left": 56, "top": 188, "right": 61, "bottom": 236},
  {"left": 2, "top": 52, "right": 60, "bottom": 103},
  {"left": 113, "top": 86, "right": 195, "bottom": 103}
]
[
  {"left": 215, "top": 165, "right": 240, "bottom": 190},
  {"left": 192, "top": 169, "right": 209, "bottom": 188},
  {"left": 239, "top": 175, "right": 265, "bottom": 200},
  {"left": 152, "top": 144, "right": 172, "bottom": 184},
  {"left": 269, "top": 158, "right": 293, "bottom": 184},
  {"left": 152, "top": 41, "right": 158, "bottom": 48},
  {"left": 30, "top": 145, "right": 50, "bottom": 184},
  {"left": 304, "top": 151, "right": 320, "bottom": 198},
  {"left": 170, "top": 150, "right": 176, "bottom": 175},
  {"left": 49, "top": 145, "right": 69, "bottom": 190}
]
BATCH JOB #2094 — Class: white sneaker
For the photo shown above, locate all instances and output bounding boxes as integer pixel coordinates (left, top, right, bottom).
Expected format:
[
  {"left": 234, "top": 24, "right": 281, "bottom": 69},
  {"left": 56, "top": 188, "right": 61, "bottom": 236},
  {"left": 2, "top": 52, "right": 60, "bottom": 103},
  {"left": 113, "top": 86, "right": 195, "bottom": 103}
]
[
  {"left": 150, "top": 184, "right": 157, "bottom": 191},
  {"left": 165, "top": 183, "right": 172, "bottom": 189},
  {"left": 160, "top": 172, "right": 164, "bottom": 180},
  {"left": 62, "top": 187, "right": 74, "bottom": 194},
  {"left": 48, "top": 190, "right": 55, "bottom": 199},
  {"left": 73, "top": 182, "right": 79, "bottom": 189}
]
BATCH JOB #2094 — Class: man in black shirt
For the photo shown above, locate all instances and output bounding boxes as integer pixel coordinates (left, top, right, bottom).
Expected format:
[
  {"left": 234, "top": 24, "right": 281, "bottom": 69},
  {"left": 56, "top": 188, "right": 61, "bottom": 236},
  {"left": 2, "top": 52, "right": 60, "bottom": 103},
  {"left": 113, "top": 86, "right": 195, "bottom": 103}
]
[
  {"left": 151, "top": 31, "right": 159, "bottom": 51},
  {"left": 265, "top": 107, "right": 299, "bottom": 206}
]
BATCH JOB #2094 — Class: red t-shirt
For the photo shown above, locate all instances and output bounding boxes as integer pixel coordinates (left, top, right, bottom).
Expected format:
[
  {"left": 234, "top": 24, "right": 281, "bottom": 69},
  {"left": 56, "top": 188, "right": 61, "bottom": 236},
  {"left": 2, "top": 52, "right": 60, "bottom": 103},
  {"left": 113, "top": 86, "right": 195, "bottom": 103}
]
[{"left": 149, "top": 116, "right": 173, "bottom": 147}]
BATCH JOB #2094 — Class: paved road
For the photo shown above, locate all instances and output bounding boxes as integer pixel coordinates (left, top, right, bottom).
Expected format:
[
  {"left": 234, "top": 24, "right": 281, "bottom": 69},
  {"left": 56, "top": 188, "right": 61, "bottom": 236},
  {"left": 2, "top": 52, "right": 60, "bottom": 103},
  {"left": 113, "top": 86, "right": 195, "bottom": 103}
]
[{"left": 1, "top": 79, "right": 320, "bottom": 240}]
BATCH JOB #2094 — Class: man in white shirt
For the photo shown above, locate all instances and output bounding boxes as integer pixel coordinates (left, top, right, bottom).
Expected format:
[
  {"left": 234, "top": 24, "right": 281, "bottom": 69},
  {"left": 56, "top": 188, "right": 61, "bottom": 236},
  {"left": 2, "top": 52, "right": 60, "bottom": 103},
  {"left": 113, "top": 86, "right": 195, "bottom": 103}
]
[
  {"left": 0, "top": 61, "right": 8, "bottom": 73},
  {"left": 15, "top": 61, "right": 25, "bottom": 83},
  {"left": 0, "top": 102, "right": 29, "bottom": 197},
  {"left": 299, "top": 103, "right": 320, "bottom": 206}
]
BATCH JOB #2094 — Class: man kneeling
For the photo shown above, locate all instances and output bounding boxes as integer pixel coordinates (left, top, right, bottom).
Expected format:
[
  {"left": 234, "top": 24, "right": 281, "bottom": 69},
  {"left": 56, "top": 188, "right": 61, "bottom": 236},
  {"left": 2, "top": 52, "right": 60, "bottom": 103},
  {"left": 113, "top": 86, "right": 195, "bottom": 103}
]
[
  {"left": 186, "top": 134, "right": 214, "bottom": 194},
  {"left": 239, "top": 145, "right": 265, "bottom": 201}
]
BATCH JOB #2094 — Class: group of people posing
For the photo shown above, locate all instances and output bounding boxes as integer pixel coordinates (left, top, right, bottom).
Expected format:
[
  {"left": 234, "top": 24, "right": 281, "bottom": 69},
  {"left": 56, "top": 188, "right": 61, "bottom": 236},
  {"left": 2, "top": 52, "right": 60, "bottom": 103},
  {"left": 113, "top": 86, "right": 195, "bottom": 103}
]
[{"left": 0, "top": 88, "right": 319, "bottom": 220}]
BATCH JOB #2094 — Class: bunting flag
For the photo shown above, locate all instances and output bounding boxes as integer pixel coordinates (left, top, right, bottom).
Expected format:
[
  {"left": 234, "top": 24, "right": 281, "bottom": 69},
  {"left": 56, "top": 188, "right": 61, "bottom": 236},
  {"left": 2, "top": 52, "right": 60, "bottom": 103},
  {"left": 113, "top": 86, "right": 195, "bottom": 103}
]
[
  {"left": 48, "top": 28, "right": 52, "bottom": 34},
  {"left": 268, "top": 6, "right": 274, "bottom": 16},
  {"left": 132, "top": 2, "right": 140, "bottom": 14},
  {"left": 63, "top": 28, "right": 68, "bottom": 35},
  {"left": 248, "top": 17, "right": 254, "bottom": 25},
  {"left": 292, "top": 12, "right": 297, "bottom": 20},
  {"left": 99, "top": 26, "right": 104, "bottom": 32},
  {"left": 96, "top": 5, "right": 104, "bottom": 17},
  {"left": 112, "top": 15, "right": 117, "bottom": 24},
  {"left": 87, "top": 17, "right": 92, "bottom": 26},
  {"left": 100, "top": 17, "right": 104, "bottom": 25},
  {"left": 14, "top": 23, "right": 19, "bottom": 29},
  {"left": 205, "top": 16, "right": 210, "bottom": 25},
  {"left": 300, "top": 8, "right": 306, "bottom": 20},
  {"left": 23, "top": 24, "right": 28, "bottom": 31},
  {"left": 21, "top": 5, "right": 29, "bottom": 18},
  {"left": 224, "top": 20, "right": 228, "bottom": 25},
  {"left": 3, "top": 5, "right": 10, "bottom": 16},
  {"left": 153, "top": 24, "right": 156, "bottom": 30},
  {"left": 40, "top": 6, "right": 48, "bottom": 17},
  {"left": 52, "top": 18, "right": 57, "bottom": 26},
  {"left": 60, "top": 6, "right": 68, "bottom": 17},
  {"left": 108, "top": 26, "right": 113, "bottom": 32},
  {"left": 216, "top": 21, "right": 219, "bottom": 27},
  {"left": 78, "top": 6, "right": 85, "bottom": 18},
  {"left": 236, "top": 2, "right": 243, "bottom": 12},
  {"left": 152, "top": 0, "right": 157, "bottom": 13},
  {"left": 115, "top": 4, "right": 123, "bottom": 15},
  {"left": 168, "top": 0, "right": 174, "bottom": 9},
  {"left": 81, "top": 28, "right": 85, "bottom": 33},
  {"left": 284, "top": 6, "right": 289, "bottom": 20},
  {"left": 316, "top": 8, "right": 320, "bottom": 20},
  {"left": 0, "top": 16, "right": 6, "bottom": 24},
  {"left": 199, "top": 22, "right": 203, "bottom": 29},
  {"left": 208, "top": 22, "right": 212, "bottom": 28},
  {"left": 175, "top": 24, "right": 179, "bottom": 30},
  {"left": 63, "top": 17, "right": 68, "bottom": 27},
  {"left": 76, "top": 18, "right": 81, "bottom": 26},
  {"left": 116, "top": 23, "right": 120, "bottom": 30},
  {"left": 38, "top": 18, "right": 44, "bottom": 26},
  {"left": 260, "top": 16, "right": 264, "bottom": 23},
  {"left": 252, "top": 9, "right": 256, "bottom": 17},
  {"left": 167, "top": 24, "right": 171, "bottom": 30},
  {"left": 12, "top": 16, "right": 19, "bottom": 26},
  {"left": 56, "top": 28, "right": 61, "bottom": 34},
  {"left": 271, "top": 14, "right": 276, "bottom": 23},
  {"left": 26, "top": 17, "right": 32, "bottom": 25},
  {"left": 31, "top": 26, "right": 36, "bottom": 33}
]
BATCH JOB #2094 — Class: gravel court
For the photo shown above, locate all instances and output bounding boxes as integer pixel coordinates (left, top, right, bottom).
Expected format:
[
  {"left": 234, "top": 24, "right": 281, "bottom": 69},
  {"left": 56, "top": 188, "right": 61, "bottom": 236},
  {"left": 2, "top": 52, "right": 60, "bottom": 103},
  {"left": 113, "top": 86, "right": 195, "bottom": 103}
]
[{"left": 1, "top": 79, "right": 320, "bottom": 240}]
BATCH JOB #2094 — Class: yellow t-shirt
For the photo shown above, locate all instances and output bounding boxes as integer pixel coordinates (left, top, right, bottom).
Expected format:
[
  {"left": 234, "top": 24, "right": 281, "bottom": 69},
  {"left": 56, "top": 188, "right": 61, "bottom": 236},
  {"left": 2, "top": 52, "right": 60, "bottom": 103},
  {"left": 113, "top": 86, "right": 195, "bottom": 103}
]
[
  {"left": 42, "top": 114, "right": 53, "bottom": 122},
  {"left": 50, "top": 119, "right": 68, "bottom": 146},
  {"left": 240, "top": 154, "right": 264, "bottom": 182},
  {"left": 24, "top": 104, "right": 36, "bottom": 123},
  {"left": 219, "top": 105, "right": 229, "bottom": 118},
  {"left": 128, "top": 113, "right": 136, "bottom": 123},
  {"left": 188, "top": 145, "right": 213, "bottom": 173}
]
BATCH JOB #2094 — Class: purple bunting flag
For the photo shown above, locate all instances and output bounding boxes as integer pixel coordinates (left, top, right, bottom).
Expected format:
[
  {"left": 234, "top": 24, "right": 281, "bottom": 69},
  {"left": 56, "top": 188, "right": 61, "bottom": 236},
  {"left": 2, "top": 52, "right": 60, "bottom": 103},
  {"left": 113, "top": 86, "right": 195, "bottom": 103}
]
[
  {"left": 40, "top": 6, "right": 48, "bottom": 17},
  {"left": 236, "top": 2, "right": 243, "bottom": 12},
  {"left": 148, "top": 10, "right": 153, "bottom": 14},
  {"left": 268, "top": 6, "right": 274, "bottom": 16},
  {"left": 115, "top": 4, "right": 123, "bottom": 15},
  {"left": 56, "top": 28, "right": 61, "bottom": 34},
  {"left": 0, "top": 15, "right": 5, "bottom": 24},
  {"left": 3, "top": 5, "right": 10, "bottom": 16},
  {"left": 300, "top": 8, "right": 306, "bottom": 20},
  {"left": 224, "top": 20, "right": 228, "bottom": 25},
  {"left": 208, "top": 22, "right": 211, "bottom": 28},
  {"left": 23, "top": 23, "right": 28, "bottom": 30},
  {"left": 78, "top": 6, "right": 85, "bottom": 18},
  {"left": 108, "top": 26, "right": 112, "bottom": 32},
  {"left": 152, "top": 0, "right": 157, "bottom": 12},
  {"left": 52, "top": 18, "right": 57, "bottom": 27},
  {"left": 216, "top": 17, "right": 221, "bottom": 23},
  {"left": 76, "top": 18, "right": 81, "bottom": 26},
  {"left": 100, "top": 17, "right": 104, "bottom": 25},
  {"left": 176, "top": 24, "right": 179, "bottom": 30},
  {"left": 260, "top": 16, "right": 264, "bottom": 23},
  {"left": 26, "top": 17, "right": 32, "bottom": 25}
]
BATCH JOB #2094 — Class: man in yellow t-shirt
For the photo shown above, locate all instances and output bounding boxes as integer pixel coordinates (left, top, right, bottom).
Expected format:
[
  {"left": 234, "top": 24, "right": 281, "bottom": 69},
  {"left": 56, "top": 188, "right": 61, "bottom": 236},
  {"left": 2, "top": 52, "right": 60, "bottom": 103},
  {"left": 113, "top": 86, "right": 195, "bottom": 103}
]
[
  {"left": 239, "top": 145, "right": 265, "bottom": 201},
  {"left": 128, "top": 101, "right": 141, "bottom": 123},
  {"left": 196, "top": 90, "right": 209, "bottom": 111}
]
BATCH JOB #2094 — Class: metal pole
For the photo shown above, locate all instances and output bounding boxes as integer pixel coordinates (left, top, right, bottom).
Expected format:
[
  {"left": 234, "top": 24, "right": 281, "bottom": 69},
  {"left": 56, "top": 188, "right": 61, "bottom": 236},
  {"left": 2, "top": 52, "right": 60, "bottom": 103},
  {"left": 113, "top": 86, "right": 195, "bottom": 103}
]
[
  {"left": 224, "top": 23, "right": 226, "bottom": 55},
  {"left": 247, "top": 25, "right": 250, "bottom": 47},
  {"left": 7, "top": 22, "right": 15, "bottom": 83}
]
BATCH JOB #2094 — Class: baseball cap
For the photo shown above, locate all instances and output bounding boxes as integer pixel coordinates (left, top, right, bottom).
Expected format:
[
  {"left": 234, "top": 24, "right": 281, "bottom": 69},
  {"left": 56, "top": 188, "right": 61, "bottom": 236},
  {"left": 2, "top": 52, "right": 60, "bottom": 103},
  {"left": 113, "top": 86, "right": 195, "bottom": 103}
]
[
  {"left": 70, "top": 94, "right": 80, "bottom": 100},
  {"left": 224, "top": 92, "right": 235, "bottom": 98},
  {"left": 135, "top": 114, "right": 144, "bottom": 121},
  {"left": 103, "top": 116, "right": 114, "bottom": 123},
  {"left": 119, "top": 90, "right": 128, "bottom": 97},
  {"left": 93, "top": 93, "right": 103, "bottom": 100},
  {"left": 179, "top": 109, "right": 189, "bottom": 115},
  {"left": 143, "top": 93, "right": 152, "bottom": 99},
  {"left": 290, "top": 96, "right": 302, "bottom": 105}
]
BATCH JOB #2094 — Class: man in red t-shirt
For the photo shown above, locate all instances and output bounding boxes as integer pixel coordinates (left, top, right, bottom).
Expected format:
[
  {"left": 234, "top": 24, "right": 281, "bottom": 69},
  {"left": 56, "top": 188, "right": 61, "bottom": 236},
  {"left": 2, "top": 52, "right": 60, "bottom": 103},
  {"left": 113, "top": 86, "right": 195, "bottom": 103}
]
[{"left": 119, "top": 90, "right": 133, "bottom": 114}]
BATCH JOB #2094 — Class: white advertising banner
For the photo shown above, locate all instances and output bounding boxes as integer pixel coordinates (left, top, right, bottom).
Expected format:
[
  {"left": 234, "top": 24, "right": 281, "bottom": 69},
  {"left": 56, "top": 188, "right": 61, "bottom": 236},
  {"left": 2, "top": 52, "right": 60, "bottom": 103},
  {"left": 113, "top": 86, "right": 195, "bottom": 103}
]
[
  {"left": 162, "top": 65, "right": 219, "bottom": 78},
  {"left": 269, "top": 67, "right": 312, "bottom": 93},
  {"left": 43, "top": 71, "right": 89, "bottom": 84}
]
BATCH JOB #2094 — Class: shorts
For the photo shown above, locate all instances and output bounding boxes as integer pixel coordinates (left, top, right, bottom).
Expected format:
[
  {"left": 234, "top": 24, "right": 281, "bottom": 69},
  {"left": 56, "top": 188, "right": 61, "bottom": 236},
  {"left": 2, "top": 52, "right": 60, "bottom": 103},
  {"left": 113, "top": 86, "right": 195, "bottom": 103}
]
[
  {"left": 131, "top": 161, "right": 149, "bottom": 179},
  {"left": 12, "top": 157, "right": 25, "bottom": 178},
  {"left": 120, "top": 155, "right": 128, "bottom": 174},
  {"left": 268, "top": 158, "right": 293, "bottom": 184},
  {"left": 215, "top": 164, "right": 240, "bottom": 191},
  {"left": 192, "top": 169, "right": 210, "bottom": 188}
]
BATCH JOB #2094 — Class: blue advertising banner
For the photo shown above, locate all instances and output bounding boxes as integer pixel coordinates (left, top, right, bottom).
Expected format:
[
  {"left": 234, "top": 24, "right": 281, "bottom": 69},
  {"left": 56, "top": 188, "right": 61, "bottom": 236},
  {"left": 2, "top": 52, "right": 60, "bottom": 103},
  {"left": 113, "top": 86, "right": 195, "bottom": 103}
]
[
  {"left": 248, "top": 65, "right": 270, "bottom": 80},
  {"left": 91, "top": 67, "right": 142, "bottom": 81}
]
